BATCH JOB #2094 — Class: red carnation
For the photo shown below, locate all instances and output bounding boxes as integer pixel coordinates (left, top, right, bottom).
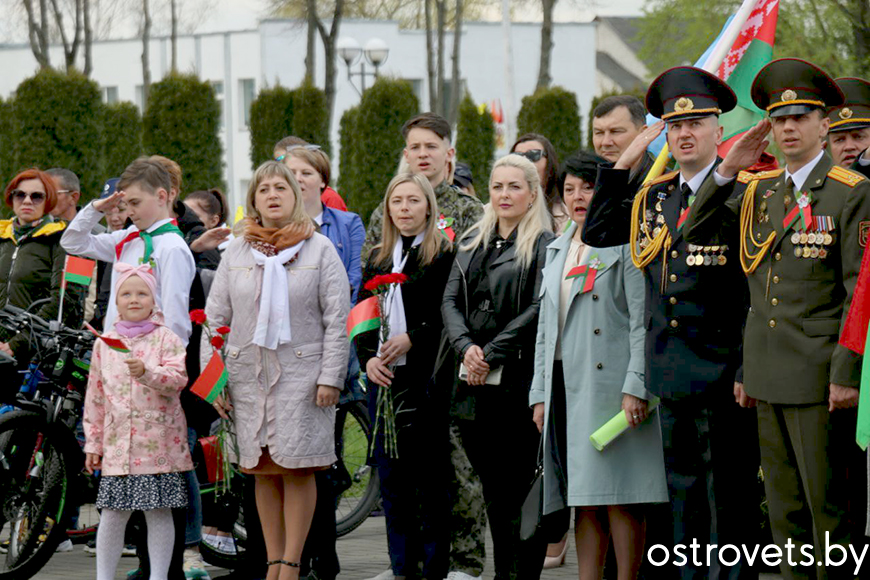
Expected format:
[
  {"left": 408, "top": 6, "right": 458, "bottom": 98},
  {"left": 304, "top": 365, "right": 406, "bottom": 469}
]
[
  {"left": 216, "top": 326, "right": 231, "bottom": 335},
  {"left": 190, "top": 309, "right": 207, "bottom": 324},
  {"left": 364, "top": 273, "right": 409, "bottom": 292},
  {"left": 211, "top": 336, "right": 225, "bottom": 349}
]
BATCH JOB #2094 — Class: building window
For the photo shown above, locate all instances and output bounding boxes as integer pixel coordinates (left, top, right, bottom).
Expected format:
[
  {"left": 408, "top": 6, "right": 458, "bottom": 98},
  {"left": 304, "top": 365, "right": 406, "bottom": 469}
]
[
  {"left": 102, "top": 86, "right": 119, "bottom": 104},
  {"left": 135, "top": 85, "right": 145, "bottom": 112},
  {"left": 403, "top": 79, "right": 423, "bottom": 105},
  {"left": 239, "top": 79, "right": 255, "bottom": 129},
  {"left": 211, "top": 81, "right": 224, "bottom": 128}
]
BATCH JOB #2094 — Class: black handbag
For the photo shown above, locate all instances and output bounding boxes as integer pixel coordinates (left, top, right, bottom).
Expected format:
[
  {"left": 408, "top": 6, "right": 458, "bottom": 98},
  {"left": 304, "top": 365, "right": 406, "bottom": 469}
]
[{"left": 519, "top": 438, "right": 544, "bottom": 541}]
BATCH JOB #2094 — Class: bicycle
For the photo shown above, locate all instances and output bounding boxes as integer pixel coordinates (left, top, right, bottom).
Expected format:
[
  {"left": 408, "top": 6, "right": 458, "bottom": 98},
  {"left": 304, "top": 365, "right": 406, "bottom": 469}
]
[
  {"left": 0, "top": 305, "right": 95, "bottom": 579},
  {"left": 198, "top": 397, "right": 380, "bottom": 570}
]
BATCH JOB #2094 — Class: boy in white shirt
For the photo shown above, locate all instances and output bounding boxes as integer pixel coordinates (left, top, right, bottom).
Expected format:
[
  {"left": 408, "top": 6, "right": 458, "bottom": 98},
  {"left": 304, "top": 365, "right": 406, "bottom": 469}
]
[{"left": 62, "top": 158, "right": 195, "bottom": 345}]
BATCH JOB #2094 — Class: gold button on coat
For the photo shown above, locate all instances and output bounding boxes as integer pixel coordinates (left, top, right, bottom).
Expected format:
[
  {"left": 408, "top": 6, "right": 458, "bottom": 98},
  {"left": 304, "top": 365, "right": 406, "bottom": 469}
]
[
  {"left": 771, "top": 298, "right": 778, "bottom": 306},
  {"left": 769, "top": 319, "right": 776, "bottom": 328},
  {"left": 669, "top": 274, "right": 678, "bottom": 282},
  {"left": 669, "top": 297, "right": 677, "bottom": 305},
  {"left": 671, "top": 250, "right": 679, "bottom": 258},
  {"left": 773, "top": 275, "right": 780, "bottom": 283},
  {"left": 670, "top": 319, "right": 679, "bottom": 328},
  {"left": 775, "top": 252, "right": 782, "bottom": 261}
]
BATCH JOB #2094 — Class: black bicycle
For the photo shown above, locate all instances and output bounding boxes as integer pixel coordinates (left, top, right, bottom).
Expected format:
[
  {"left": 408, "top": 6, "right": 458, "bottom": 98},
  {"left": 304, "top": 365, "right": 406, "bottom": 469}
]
[{"left": 0, "top": 305, "right": 94, "bottom": 579}]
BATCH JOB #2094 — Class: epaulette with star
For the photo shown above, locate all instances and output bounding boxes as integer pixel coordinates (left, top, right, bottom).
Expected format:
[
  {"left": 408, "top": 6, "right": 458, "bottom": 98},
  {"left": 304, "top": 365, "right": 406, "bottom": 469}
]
[
  {"left": 738, "top": 168, "right": 784, "bottom": 183},
  {"left": 644, "top": 170, "right": 679, "bottom": 187},
  {"left": 828, "top": 165, "right": 866, "bottom": 188}
]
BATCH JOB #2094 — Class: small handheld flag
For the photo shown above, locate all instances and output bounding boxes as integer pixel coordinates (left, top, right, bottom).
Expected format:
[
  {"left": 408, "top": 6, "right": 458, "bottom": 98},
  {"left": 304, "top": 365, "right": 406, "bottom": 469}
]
[
  {"left": 347, "top": 297, "right": 380, "bottom": 341},
  {"left": 84, "top": 322, "right": 130, "bottom": 354},
  {"left": 191, "top": 351, "right": 229, "bottom": 404},
  {"left": 63, "top": 256, "right": 96, "bottom": 286}
]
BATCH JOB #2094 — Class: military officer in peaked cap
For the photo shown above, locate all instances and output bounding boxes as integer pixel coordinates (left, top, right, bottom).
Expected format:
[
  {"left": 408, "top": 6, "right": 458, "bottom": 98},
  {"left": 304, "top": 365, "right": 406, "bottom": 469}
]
[
  {"left": 687, "top": 58, "right": 870, "bottom": 580},
  {"left": 827, "top": 77, "right": 870, "bottom": 170},
  {"left": 583, "top": 66, "right": 760, "bottom": 580}
]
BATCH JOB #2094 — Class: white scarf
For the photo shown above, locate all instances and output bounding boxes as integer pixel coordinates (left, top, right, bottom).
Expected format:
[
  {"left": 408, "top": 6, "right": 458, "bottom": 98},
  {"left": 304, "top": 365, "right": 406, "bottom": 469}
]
[
  {"left": 379, "top": 233, "right": 423, "bottom": 366},
  {"left": 251, "top": 241, "right": 305, "bottom": 349}
]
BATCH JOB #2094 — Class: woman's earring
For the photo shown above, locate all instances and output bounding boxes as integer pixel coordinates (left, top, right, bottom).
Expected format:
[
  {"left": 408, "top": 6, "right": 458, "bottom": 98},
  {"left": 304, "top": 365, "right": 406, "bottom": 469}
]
[{"left": 528, "top": 202, "right": 533, "bottom": 209}]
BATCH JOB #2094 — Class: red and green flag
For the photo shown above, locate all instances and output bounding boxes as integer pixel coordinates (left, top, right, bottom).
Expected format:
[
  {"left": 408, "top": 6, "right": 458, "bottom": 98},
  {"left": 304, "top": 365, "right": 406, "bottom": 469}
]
[
  {"left": 841, "top": 245, "right": 870, "bottom": 449},
  {"left": 191, "top": 351, "right": 228, "bottom": 404},
  {"left": 347, "top": 296, "right": 380, "bottom": 341},
  {"left": 717, "top": 0, "right": 780, "bottom": 156},
  {"left": 63, "top": 256, "right": 96, "bottom": 287},
  {"left": 84, "top": 322, "right": 130, "bottom": 354}
]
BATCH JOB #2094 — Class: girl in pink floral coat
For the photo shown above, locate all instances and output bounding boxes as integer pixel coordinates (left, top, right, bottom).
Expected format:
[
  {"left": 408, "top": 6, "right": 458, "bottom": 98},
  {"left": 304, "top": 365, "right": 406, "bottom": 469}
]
[{"left": 83, "top": 263, "right": 192, "bottom": 580}]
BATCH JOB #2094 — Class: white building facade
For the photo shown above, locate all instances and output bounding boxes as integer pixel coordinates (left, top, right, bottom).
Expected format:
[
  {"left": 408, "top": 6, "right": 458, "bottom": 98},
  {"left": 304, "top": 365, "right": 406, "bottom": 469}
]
[{"left": 0, "top": 18, "right": 598, "bottom": 211}]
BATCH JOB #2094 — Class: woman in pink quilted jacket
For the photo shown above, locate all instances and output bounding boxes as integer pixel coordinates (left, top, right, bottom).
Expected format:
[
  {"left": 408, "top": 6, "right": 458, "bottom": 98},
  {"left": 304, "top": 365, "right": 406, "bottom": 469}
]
[{"left": 83, "top": 263, "right": 192, "bottom": 580}]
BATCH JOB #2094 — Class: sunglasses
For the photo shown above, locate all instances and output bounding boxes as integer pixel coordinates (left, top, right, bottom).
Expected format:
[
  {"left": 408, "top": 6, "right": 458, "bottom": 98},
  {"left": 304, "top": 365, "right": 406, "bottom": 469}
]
[
  {"left": 516, "top": 149, "right": 546, "bottom": 163},
  {"left": 12, "top": 190, "right": 46, "bottom": 203},
  {"left": 275, "top": 144, "right": 322, "bottom": 162}
]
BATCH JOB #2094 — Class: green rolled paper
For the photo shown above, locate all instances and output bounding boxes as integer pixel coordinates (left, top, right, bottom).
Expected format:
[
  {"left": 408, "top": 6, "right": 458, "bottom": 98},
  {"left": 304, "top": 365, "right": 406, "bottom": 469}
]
[{"left": 590, "top": 397, "right": 661, "bottom": 451}]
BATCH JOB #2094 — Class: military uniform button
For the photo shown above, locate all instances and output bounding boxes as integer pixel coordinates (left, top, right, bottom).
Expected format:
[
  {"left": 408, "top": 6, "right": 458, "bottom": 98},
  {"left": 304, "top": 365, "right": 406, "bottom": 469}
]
[
  {"left": 773, "top": 275, "right": 780, "bottom": 284},
  {"left": 671, "top": 250, "right": 679, "bottom": 258},
  {"left": 670, "top": 319, "right": 679, "bottom": 328},
  {"left": 669, "top": 274, "right": 678, "bottom": 282},
  {"left": 775, "top": 252, "right": 782, "bottom": 261},
  {"left": 771, "top": 298, "right": 778, "bottom": 306},
  {"left": 596, "top": 363, "right": 603, "bottom": 370},
  {"left": 769, "top": 319, "right": 776, "bottom": 328},
  {"left": 594, "top": 328, "right": 601, "bottom": 335},
  {"left": 669, "top": 297, "right": 677, "bottom": 305}
]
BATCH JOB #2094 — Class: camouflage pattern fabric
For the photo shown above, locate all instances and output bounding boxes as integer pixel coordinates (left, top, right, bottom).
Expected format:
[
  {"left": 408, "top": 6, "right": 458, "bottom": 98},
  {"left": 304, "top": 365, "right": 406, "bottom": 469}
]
[
  {"left": 362, "top": 181, "right": 484, "bottom": 261},
  {"left": 448, "top": 422, "right": 487, "bottom": 576}
]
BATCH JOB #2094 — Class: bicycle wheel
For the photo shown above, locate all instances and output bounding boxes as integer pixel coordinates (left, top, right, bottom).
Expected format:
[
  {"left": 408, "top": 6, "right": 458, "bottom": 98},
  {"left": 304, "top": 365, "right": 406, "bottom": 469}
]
[
  {"left": 335, "top": 400, "right": 380, "bottom": 537},
  {"left": 199, "top": 471, "right": 250, "bottom": 570},
  {"left": 0, "top": 410, "right": 79, "bottom": 579},
  {"left": 66, "top": 471, "right": 100, "bottom": 545}
]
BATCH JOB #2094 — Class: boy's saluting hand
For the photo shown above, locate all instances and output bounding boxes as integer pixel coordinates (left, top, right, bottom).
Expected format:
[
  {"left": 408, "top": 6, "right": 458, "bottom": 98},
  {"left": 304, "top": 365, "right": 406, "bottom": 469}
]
[{"left": 93, "top": 190, "right": 126, "bottom": 213}]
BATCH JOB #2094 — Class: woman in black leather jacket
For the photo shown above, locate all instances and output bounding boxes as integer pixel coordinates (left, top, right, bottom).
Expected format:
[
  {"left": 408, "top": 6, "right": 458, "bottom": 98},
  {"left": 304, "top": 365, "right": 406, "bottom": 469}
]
[{"left": 441, "top": 154, "right": 554, "bottom": 580}]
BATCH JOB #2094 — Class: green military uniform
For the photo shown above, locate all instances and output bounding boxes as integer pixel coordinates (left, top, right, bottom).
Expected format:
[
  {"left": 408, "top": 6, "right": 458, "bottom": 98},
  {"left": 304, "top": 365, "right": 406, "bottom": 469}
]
[
  {"left": 362, "top": 180, "right": 483, "bottom": 260},
  {"left": 687, "top": 58, "right": 870, "bottom": 580},
  {"left": 827, "top": 77, "right": 870, "bottom": 138}
]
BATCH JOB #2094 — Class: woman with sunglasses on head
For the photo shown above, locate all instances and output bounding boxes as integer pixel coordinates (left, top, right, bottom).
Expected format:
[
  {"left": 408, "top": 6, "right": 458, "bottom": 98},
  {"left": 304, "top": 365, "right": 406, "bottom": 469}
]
[
  {"left": 0, "top": 169, "right": 83, "bottom": 367},
  {"left": 511, "top": 134, "right": 568, "bottom": 233}
]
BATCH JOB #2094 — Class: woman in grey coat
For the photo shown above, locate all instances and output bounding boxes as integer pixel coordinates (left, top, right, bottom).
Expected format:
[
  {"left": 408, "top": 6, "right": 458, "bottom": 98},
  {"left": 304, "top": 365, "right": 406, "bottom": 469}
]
[
  {"left": 529, "top": 151, "right": 667, "bottom": 580},
  {"left": 206, "top": 161, "right": 350, "bottom": 580}
]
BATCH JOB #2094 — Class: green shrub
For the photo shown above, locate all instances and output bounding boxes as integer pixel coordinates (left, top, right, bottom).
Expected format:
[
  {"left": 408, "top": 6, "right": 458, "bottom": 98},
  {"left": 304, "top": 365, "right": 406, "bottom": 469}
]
[
  {"left": 291, "top": 81, "right": 331, "bottom": 157},
  {"left": 455, "top": 93, "right": 496, "bottom": 200},
  {"left": 587, "top": 88, "right": 647, "bottom": 147},
  {"left": 249, "top": 85, "right": 294, "bottom": 169},
  {"left": 12, "top": 69, "right": 104, "bottom": 198},
  {"left": 337, "top": 105, "right": 360, "bottom": 206},
  {"left": 103, "top": 102, "right": 143, "bottom": 185},
  {"left": 143, "top": 73, "right": 224, "bottom": 193},
  {"left": 340, "top": 79, "right": 419, "bottom": 226},
  {"left": 517, "top": 86, "right": 582, "bottom": 161},
  {"left": 0, "top": 98, "right": 14, "bottom": 192}
]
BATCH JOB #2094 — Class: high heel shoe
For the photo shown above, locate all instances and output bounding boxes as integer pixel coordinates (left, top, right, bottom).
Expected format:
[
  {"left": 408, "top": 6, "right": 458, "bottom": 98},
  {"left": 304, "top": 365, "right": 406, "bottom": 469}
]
[{"left": 542, "top": 536, "right": 569, "bottom": 569}]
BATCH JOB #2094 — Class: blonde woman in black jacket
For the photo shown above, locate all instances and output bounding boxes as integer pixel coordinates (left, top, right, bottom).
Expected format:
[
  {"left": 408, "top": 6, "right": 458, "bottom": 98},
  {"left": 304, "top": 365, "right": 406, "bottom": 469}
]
[{"left": 442, "top": 154, "right": 554, "bottom": 580}]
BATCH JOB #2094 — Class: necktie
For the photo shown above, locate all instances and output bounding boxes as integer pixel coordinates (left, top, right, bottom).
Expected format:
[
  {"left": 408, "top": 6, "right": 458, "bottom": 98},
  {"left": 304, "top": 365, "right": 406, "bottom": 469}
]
[
  {"left": 676, "top": 183, "right": 696, "bottom": 231},
  {"left": 114, "top": 220, "right": 183, "bottom": 262}
]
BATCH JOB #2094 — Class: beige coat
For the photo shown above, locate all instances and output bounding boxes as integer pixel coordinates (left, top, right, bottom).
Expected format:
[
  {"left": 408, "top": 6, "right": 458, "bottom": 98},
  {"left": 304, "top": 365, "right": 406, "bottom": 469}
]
[{"left": 203, "top": 233, "right": 350, "bottom": 470}]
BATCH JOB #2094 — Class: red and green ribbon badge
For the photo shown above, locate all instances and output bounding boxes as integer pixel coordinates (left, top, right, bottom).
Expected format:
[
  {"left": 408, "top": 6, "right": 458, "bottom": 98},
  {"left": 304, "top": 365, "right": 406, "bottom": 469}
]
[
  {"left": 783, "top": 191, "right": 813, "bottom": 232},
  {"left": 437, "top": 214, "right": 455, "bottom": 242},
  {"left": 565, "top": 255, "right": 605, "bottom": 293},
  {"left": 676, "top": 193, "right": 697, "bottom": 232}
]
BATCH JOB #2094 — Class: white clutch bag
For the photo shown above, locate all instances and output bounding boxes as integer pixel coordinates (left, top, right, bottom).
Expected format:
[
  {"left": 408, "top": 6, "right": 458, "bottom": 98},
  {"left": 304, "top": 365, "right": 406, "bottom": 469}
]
[{"left": 459, "top": 363, "right": 503, "bottom": 385}]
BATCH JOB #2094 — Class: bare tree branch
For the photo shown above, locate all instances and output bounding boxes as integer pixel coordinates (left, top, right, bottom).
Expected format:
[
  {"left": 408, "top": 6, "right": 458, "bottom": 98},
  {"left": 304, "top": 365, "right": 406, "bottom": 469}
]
[{"left": 83, "top": 0, "right": 92, "bottom": 75}]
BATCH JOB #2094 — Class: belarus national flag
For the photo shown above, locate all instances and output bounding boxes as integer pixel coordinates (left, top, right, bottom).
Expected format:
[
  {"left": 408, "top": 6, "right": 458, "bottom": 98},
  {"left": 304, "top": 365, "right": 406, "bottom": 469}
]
[
  {"left": 191, "top": 351, "right": 229, "bottom": 404},
  {"left": 645, "top": 0, "right": 779, "bottom": 159},
  {"left": 716, "top": 0, "right": 780, "bottom": 156},
  {"left": 63, "top": 256, "right": 96, "bottom": 286}
]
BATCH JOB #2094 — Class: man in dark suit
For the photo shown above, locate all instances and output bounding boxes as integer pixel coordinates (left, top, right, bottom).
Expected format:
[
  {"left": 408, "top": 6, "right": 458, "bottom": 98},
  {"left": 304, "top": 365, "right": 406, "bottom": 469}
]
[
  {"left": 687, "top": 58, "right": 870, "bottom": 580},
  {"left": 583, "top": 67, "right": 759, "bottom": 579}
]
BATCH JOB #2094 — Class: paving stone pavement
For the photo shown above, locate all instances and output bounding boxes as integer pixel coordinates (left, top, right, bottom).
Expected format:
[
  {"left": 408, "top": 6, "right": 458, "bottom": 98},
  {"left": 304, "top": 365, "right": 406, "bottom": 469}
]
[{"left": 34, "top": 515, "right": 784, "bottom": 579}]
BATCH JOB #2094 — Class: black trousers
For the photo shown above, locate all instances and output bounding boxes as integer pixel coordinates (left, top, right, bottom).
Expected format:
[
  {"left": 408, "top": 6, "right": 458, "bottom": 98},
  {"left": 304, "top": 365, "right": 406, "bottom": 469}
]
[
  {"left": 299, "top": 471, "right": 340, "bottom": 579},
  {"left": 457, "top": 410, "right": 547, "bottom": 580}
]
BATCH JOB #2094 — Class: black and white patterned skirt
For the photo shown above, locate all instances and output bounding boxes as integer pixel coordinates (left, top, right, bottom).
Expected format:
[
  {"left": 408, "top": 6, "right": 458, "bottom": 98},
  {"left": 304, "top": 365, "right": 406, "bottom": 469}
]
[{"left": 96, "top": 473, "right": 188, "bottom": 511}]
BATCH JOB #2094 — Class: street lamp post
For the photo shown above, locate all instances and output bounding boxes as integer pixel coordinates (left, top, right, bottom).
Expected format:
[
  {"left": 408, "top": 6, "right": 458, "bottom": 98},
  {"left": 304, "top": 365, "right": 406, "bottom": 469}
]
[{"left": 338, "top": 37, "right": 390, "bottom": 96}]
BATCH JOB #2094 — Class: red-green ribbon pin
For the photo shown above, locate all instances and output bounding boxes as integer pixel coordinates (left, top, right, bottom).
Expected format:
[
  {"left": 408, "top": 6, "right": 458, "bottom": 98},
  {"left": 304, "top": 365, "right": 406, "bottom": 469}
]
[
  {"left": 783, "top": 191, "right": 813, "bottom": 232},
  {"left": 565, "top": 255, "right": 604, "bottom": 293},
  {"left": 676, "top": 193, "right": 697, "bottom": 231},
  {"left": 437, "top": 214, "right": 455, "bottom": 241}
]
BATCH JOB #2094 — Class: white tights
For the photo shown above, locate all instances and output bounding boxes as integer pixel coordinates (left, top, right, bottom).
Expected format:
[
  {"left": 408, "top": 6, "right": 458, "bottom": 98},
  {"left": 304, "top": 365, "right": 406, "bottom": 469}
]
[{"left": 96, "top": 508, "right": 174, "bottom": 580}]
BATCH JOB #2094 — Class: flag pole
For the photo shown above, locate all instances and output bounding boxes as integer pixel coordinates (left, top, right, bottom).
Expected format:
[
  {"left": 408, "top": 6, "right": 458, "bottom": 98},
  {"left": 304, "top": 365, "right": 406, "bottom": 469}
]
[{"left": 641, "top": 0, "right": 759, "bottom": 186}]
